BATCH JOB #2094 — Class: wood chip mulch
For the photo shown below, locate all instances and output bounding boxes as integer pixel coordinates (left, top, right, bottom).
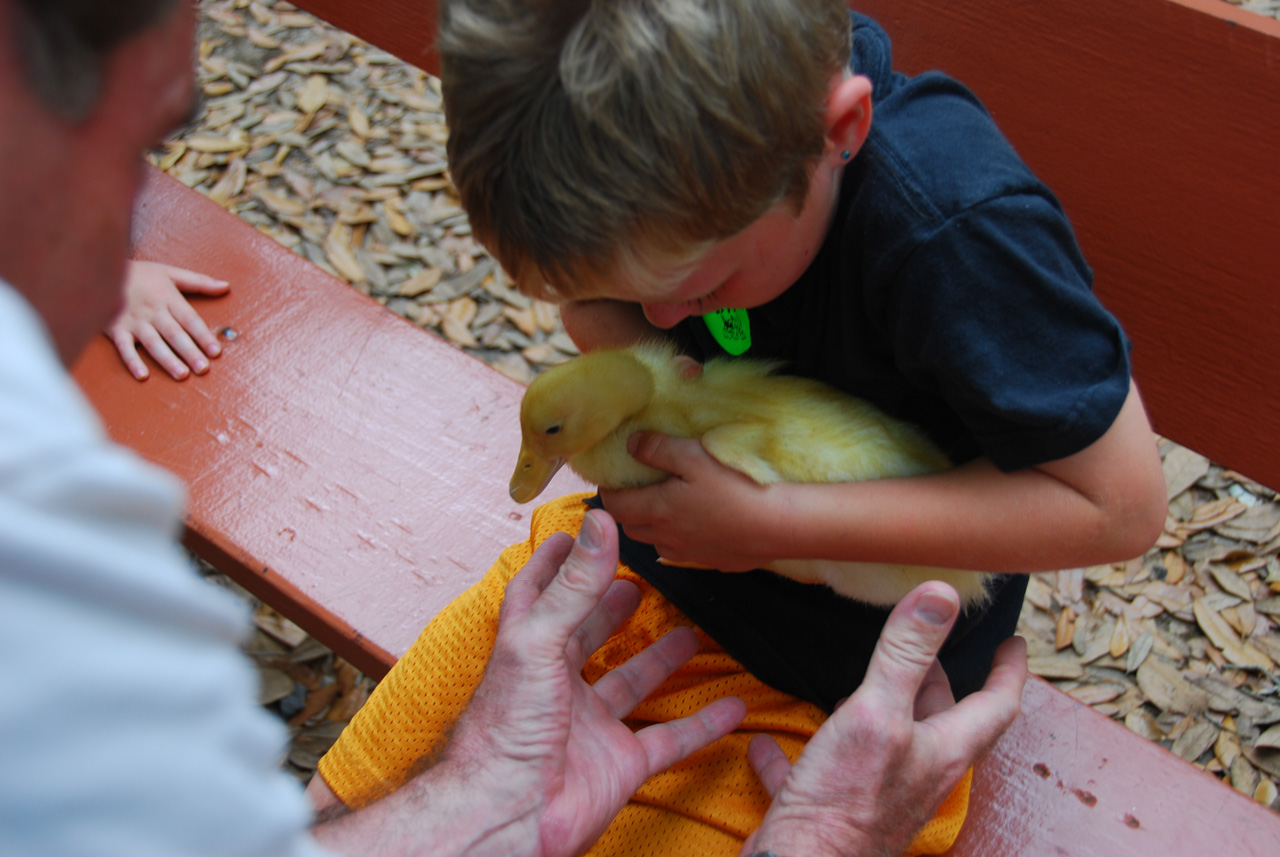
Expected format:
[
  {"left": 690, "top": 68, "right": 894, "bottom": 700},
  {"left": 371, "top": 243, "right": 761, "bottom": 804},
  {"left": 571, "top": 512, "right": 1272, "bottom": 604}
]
[{"left": 162, "top": 1, "right": 1280, "bottom": 809}]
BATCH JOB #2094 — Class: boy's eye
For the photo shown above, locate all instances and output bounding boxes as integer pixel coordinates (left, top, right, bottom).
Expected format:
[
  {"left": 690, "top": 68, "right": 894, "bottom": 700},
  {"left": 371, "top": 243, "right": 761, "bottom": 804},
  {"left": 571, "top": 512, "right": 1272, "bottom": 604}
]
[{"left": 693, "top": 284, "right": 726, "bottom": 313}]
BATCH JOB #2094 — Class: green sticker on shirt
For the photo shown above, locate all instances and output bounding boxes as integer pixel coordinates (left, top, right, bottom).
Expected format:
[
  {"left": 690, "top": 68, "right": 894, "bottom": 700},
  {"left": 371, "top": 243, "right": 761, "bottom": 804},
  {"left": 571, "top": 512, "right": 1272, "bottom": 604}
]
[{"left": 703, "top": 307, "right": 751, "bottom": 355}]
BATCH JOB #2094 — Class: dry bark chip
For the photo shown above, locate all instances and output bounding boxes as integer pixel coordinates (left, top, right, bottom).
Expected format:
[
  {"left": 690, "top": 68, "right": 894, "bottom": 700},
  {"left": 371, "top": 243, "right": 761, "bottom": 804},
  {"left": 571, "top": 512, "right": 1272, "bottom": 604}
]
[
  {"left": 1136, "top": 657, "right": 1210, "bottom": 714},
  {"left": 1171, "top": 717, "right": 1220, "bottom": 762},
  {"left": 1193, "top": 598, "right": 1273, "bottom": 669},
  {"left": 257, "top": 667, "right": 296, "bottom": 706},
  {"left": 1125, "top": 707, "right": 1166, "bottom": 741},
  {"left": 397, "top": 267, "right": 443, "bottom": 297},
  {"left": 1028, "top": 656, "right": 1085, "bottom": 680},
  {"left": 1163, "top": 446, "right": 1211, "bottom": 501}
]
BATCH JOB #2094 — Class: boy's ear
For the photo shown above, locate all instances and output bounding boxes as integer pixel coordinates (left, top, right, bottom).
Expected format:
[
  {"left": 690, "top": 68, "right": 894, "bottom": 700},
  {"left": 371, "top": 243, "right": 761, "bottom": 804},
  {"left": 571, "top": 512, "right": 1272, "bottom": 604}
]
[{"left": 824, "top": 74, "right": 874, "bottom": 162}]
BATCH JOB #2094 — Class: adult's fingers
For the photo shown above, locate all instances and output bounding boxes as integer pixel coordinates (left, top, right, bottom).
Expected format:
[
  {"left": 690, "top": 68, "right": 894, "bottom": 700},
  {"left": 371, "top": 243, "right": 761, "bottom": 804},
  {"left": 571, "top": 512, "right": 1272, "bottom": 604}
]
[
  {"left": 591, "top": 625, "right": 698, "bottom": 719},
  {"left": 634, "top": 695, "right": 746, "bottom": 777},
  {"left": 913, "top": 658, "right": 955, "bottom": 721},
  {"left": 746, "top": 733, "right": 792, "bottom": 799},
  {"left": 500, "top": 532, "right": 575, "bottom": 622},
  {"left": 857, "top": 582, "right": 960, "bottom": 716},
  {"left": 566, "top": 578, "right": 641, "bottom": 672},
  {"left": 923, "top": 635, "right": 1027, "bottom": 758},
  {"left": 522, "top": 510, "right": 621, "bottom": 650}
]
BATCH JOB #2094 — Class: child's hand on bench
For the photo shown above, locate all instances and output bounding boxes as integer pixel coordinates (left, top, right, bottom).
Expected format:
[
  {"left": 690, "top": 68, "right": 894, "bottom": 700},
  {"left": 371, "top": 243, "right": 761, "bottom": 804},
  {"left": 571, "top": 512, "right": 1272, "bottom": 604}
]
[{"left": 105, "top": 259, "right": 229, "bottom": 381}]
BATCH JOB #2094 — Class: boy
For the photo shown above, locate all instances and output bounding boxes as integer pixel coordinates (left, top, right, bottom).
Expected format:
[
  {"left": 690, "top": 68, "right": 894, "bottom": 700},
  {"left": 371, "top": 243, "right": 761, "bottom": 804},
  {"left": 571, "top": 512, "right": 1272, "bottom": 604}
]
[
  {"left": 315, "top": 1, "right": 1163, "bottom": 852},
  {"left": 440, "top": 0, "right": 1165, "bottom": 693}
]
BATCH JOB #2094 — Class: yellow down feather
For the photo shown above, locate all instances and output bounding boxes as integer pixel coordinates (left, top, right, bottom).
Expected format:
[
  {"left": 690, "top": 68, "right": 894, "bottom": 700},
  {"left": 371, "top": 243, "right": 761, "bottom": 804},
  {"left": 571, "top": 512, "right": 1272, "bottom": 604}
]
[{"left": 510, "top": 341, "right": 992, "bottom": 608}]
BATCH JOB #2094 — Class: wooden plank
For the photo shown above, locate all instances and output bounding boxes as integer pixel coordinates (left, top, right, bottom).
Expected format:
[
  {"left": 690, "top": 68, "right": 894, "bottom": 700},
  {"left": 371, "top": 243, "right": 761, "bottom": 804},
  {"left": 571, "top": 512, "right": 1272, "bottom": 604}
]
[
  {"left": 856, "top": 0, "right": 1280, "bottom": 492},
  {"left": 71, "top": 168, "right": 588, "bottom": 678},
  {"left": 291, "top": 0, "right": 439, "bottom": 75},
  {"left": 950, "top": 676, "right": 1280, "bottom": 855}
]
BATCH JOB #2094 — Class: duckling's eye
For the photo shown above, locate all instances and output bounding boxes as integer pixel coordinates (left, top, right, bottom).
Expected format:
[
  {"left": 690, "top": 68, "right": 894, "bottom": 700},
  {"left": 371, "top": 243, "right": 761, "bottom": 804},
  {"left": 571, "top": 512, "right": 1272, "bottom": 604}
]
[{"left": 544, "top": 424, "right": 562, "bottom": 436}]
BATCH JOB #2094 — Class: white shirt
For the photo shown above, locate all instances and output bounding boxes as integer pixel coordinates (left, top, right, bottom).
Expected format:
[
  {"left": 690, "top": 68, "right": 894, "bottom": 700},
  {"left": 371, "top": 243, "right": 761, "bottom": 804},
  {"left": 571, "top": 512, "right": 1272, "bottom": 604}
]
[{"left": 0, "top": 281, "right": 332, "bottom": 857}]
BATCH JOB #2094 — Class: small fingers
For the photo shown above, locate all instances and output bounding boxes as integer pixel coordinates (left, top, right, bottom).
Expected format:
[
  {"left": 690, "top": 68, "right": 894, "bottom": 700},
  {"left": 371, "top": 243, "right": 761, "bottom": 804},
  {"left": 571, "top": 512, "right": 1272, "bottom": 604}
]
[
  {"left": 169, "top": 299, "right": 222, "bottom": 358},
  {"left": 626, "top": 431, "right": 702, "bottom": 475},
  {"left": 162, "top": 264, "right": 231, "bottom": 295},
  {"left": 153, "top": 315, "right": 210, "bottom": 374},
  {"left": 133, "top": 325, "right": 190, "bottom": 380},
  {"left": 747, "top": 733, "right": 792, "bottom": 799},
  {"left": 107, "top": 329, "right": 150, "bottom": 381}
]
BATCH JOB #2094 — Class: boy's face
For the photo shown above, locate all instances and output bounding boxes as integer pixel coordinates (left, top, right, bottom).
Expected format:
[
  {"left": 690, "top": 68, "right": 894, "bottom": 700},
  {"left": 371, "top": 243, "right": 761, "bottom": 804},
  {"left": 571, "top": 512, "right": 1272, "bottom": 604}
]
[{"left": 590, "top": 147, "right": 846, "bottom": 329}]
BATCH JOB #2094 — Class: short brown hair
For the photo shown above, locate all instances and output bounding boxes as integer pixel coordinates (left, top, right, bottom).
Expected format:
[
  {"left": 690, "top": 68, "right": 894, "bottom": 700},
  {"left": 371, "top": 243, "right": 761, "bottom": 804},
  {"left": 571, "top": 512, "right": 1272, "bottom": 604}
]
[
  {"left": 439, "top": 0, "right": 851, "bottom": 299},
  {"left": 10, "top": 0, "right": 181, "bottom": 121}
]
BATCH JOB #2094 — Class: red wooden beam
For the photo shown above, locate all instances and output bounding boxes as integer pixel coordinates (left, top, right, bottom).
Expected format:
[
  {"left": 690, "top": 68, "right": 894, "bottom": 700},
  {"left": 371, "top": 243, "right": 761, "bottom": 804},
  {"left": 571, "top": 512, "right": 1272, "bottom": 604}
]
[
  {"left": 72, "top": 168, "right": 587, "bottom": 678},
  {"left": 291, "top": 0, "right": 440, "bottom": 76}
]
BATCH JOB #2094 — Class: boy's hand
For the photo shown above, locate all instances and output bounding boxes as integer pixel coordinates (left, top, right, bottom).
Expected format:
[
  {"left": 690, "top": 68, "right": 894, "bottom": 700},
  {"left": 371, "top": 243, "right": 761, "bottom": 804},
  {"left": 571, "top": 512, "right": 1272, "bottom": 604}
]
[
  {"left": 599, "top": 431, "right": 781, "bottom": 571},
  {"left": 106, "top": 260, "right": 229, "bottom": 381}
]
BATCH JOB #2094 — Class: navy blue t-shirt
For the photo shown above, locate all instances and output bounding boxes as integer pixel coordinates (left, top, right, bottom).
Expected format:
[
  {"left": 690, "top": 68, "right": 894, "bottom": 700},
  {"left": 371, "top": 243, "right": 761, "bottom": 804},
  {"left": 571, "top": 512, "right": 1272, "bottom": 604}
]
[
  {"left": 615, "top": 14, "right": 1130, "bottom": 708},
  {"left": 673, "top": 14, "right": 1131, "bottom": 471}
]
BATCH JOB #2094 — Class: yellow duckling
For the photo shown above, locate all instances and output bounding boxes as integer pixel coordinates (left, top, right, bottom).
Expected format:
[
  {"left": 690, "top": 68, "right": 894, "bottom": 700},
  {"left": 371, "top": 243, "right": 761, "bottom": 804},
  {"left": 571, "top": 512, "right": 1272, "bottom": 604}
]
[{"left": 510, "top": 341, "right": 993, "bottom": 608}]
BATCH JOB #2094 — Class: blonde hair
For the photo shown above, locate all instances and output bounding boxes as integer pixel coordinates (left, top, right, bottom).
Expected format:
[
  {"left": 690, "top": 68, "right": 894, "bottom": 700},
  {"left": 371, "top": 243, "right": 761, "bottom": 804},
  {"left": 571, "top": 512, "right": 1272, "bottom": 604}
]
[{"left": 439, "top": 0, "right": 852, "bottom": 300}]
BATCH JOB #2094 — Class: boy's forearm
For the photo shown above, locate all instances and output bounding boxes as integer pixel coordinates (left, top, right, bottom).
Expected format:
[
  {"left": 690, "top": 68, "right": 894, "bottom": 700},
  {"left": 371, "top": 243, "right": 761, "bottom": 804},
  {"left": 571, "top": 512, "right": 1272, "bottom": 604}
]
[
  {"left": 768, "top": 462, "right": 1134, "bottom": 573},
  {"left": 761, "top": 383, "right": 1166, "bottom": 573}
]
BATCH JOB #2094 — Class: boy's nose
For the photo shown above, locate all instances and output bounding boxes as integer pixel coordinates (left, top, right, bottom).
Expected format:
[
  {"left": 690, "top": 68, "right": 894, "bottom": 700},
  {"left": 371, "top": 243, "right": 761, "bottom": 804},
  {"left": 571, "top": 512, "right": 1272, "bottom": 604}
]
[{"left": 640, "top": 301, "right": 692, "bottom": 329}]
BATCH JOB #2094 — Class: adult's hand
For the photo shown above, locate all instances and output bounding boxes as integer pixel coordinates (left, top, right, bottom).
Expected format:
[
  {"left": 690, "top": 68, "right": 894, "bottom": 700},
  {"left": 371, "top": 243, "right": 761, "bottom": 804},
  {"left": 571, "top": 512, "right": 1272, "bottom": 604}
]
[
  {"left": 741, "top": 582, "right": 1028, "bottom": 857},
  {"left": 313, "top": 509, "right": 746, "bottom": 857}
]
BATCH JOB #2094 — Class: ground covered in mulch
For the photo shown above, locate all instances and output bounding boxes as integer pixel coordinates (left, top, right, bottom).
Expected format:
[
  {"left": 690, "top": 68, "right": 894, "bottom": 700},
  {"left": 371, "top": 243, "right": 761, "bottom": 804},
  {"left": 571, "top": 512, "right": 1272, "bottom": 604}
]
[{"left": 163, "top": 0, "right": 1280, "bottom": 809}]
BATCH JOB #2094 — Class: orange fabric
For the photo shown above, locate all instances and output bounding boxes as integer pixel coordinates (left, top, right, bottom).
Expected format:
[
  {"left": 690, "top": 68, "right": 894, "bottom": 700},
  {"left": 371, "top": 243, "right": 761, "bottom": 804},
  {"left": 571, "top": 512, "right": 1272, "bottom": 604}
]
[{"left": 318, "top": 493, "right": 970, "bottom": 856}]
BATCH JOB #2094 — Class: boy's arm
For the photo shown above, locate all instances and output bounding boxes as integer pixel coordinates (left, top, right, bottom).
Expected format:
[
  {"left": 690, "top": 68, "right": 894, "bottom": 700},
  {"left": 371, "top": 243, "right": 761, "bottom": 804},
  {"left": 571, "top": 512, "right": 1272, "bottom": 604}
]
[
  {"left": 560, "top": 299, "right": 671, "bottom": 352},
  {"left": 601, "top": 380, "right": 1167, "bottom": 574}
]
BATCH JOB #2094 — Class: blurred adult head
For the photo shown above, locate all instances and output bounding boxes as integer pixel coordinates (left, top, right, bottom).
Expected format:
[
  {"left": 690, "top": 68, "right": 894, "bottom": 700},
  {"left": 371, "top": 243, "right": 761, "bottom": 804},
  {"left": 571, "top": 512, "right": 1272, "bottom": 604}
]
[{"left": 0, "top": 0, "right": 194, "bottom": 362}]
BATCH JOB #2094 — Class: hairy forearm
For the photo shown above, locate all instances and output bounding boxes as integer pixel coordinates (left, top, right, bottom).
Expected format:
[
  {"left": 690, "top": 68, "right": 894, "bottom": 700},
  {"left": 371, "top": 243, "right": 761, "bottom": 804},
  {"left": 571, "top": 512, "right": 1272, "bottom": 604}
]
[{"left": 309, "top": 759, "right": 539, "bottom": 857}]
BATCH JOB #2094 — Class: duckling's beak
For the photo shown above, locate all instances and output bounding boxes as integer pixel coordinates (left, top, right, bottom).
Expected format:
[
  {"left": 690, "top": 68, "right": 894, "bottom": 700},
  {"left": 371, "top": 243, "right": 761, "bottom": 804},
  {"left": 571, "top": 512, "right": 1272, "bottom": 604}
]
[{"left": 509, "top": 443, "right": 565, "bottom": 504}]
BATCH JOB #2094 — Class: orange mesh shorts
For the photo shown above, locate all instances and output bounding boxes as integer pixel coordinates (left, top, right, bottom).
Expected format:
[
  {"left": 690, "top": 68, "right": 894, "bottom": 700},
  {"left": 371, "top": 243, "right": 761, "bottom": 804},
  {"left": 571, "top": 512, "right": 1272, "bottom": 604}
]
[{"left": 318, "top": 493, "right": 971, "bottom": 856}]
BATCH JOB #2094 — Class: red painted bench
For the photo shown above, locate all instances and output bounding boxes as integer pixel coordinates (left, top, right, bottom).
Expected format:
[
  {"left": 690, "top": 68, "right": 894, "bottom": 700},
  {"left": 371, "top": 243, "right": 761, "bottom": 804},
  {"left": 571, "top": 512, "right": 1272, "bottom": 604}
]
[{"left": 69, "top": 0, "right": 1280, "bottom": 852}]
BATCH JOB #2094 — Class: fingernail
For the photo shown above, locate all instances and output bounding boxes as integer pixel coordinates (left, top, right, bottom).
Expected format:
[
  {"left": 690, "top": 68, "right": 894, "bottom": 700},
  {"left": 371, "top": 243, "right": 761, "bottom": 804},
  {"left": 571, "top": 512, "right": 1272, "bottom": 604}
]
[
  {"left": 914, "top": 590, "right": 958, "bottom": 626},
  {"left": 579, "top": 512, "right": 603, "bottom": 551},
  {"left": 626, "top": 433, "right": 641, "bottom": 455}
]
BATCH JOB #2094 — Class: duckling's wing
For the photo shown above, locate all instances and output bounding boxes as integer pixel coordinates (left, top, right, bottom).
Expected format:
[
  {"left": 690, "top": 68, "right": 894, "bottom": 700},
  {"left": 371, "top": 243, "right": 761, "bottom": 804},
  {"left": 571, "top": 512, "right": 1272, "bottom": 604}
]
[{"left": 701, "top": 423, "right": 785, "bottom": 485}]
